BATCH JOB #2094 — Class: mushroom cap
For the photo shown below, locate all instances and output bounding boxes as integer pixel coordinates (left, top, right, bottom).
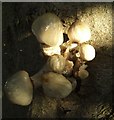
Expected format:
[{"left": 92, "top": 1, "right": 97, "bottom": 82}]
[
  {"left": 79, "top": 44, "right": 95, "bottom": 61},
  {"left": 68, "top": 20, "right": 91, "bottom": 43},
  {"left": 78, "top": 69, "right": 89, "bottom": 79},
  {"left": 42, "top": 72, "right": 72, "bottom": 99},
  {"left": 32, "top": 13, "right": 63, "bottom": 47},
  {"left": 47, "top": 54, "right": 66, "bottom": 73},
  {"left": 4, "top": 71, "right": 33, "bottom": 106}
]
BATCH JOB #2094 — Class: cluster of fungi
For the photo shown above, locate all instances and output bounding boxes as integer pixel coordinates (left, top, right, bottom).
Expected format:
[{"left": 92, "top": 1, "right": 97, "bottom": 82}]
[{"left": 4, "top": 13, "right": 95, "bottom": 106}]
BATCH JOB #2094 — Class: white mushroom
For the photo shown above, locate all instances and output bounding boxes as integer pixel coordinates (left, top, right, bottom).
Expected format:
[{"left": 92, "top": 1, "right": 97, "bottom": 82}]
[
  {"left": 47, "top": 54, "right": 66, "bottom": 73},
  {"left": 41, "top": 72, "right": 73, "bottom": 99},
  {"left": 78, "top": 44, "right": 95, "bottom": 61},
  {"left": 32, "top": 13, "right": 63, "bottom": 47},
  {"left": 78, "top": 69, "right": 89, "bottom": 79},
  {"left": 68, "top": 20, "right": 91, "bottom": 43},
  {"left": 47, "top": 54, "right": 74, "bottom": 76},
  {"left": 4, "top": 71, "right": 33, "bottom": 106}
]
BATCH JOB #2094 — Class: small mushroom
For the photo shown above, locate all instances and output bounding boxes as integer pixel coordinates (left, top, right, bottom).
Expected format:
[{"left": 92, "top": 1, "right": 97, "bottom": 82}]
[
  {"left": 78, "top": 44, "right": 95, "bottom": 61},
  {"left": 47, "top": 54, "right": 74, "bottom": 76},
  {"left": 78, "top": 69, "right": 89, "bottom": 79},
  {"left": 32, "top": 13, "right": 63, "bottom": 47},
  {"left": 47, "top": 54, "right": 66, "bottom": 73},
  {"left": 4, "top": 71, "right": 33, "bottom": 106},
  {"left": 75, "top": 64, "right": 89, "bottom": 79},
  {"left": 41, "top": 72, "right": 73, "bottom": 99},
  {"left": 68, "top": 20, "right": 91, "bottom": 43},
  {"left": 73, "top": 58, "right": 87, "bottom": 78}
]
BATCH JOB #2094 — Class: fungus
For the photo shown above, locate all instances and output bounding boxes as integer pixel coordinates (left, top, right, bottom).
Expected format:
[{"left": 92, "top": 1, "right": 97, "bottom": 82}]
[
  {"left": 78, "top": 44, "right": 95, "bottom": 61},
  {"left": 4, "top": 71, "right": 33, "bottom": 106},
  {"left": 78, "top": 69, "right": 89, "bottom": 79},
  {"left": 68, "top": 20, "right": 91, "bottom": 43},
  {"left": 32, "top": 13, "right": 63, "bottom": 47},
  {"left": 41, "top": 72, "right": 73, "bottom": 99},
  {"left": 4, "top": 13, "right": 97, "bottom": 106},
  {"left": 47, "top": 54, "right": 66, "bottom": 73}
]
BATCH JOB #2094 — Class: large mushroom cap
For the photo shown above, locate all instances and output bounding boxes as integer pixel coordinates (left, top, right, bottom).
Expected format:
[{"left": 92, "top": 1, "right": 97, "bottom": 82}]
[
  {"left": 4, "top": 71, "right": 33, "bottom": 106},
  {"left": 42, "top": 72, "right": 72, "bottom": 99},
  {"left": 68, "top": 20, "right": 91, "bottom": 43},
  {"left": 32, "top": 13, "right": 63, "bottom": 47}
]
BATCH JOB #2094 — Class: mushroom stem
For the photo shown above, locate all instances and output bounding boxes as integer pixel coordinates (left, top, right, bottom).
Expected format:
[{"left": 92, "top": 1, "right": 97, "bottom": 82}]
[{"left": 61, "top": 40, "right": 77, "bottom": 60}]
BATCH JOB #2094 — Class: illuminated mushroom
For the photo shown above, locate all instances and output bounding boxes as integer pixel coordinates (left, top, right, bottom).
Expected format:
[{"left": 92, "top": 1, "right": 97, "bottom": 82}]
[
  {"left": 47, "top": 54, "right": 66, "bottom": 73},
  {"left": 78, "top": 44, "right": 95, "bottom": 61},
  {"left": 4, "top": 71, "right": 33, "bottom": 106},
  {"left": 47, "top": 54, "right": 74, "bottom": 76},
  {"left": 68, "top": 20, "right": 91, "bottom": 43},
  {"left": 41, "top": 72, "right": 73, "bottom": 98},
  {"left": 32, "top": 13, "right": 63, "bottom": 47}
]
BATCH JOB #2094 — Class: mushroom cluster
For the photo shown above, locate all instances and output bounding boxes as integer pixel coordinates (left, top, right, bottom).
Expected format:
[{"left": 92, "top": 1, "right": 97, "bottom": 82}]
[{"left": 4, "top": 13, "right": 96, "bottom": 106}]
